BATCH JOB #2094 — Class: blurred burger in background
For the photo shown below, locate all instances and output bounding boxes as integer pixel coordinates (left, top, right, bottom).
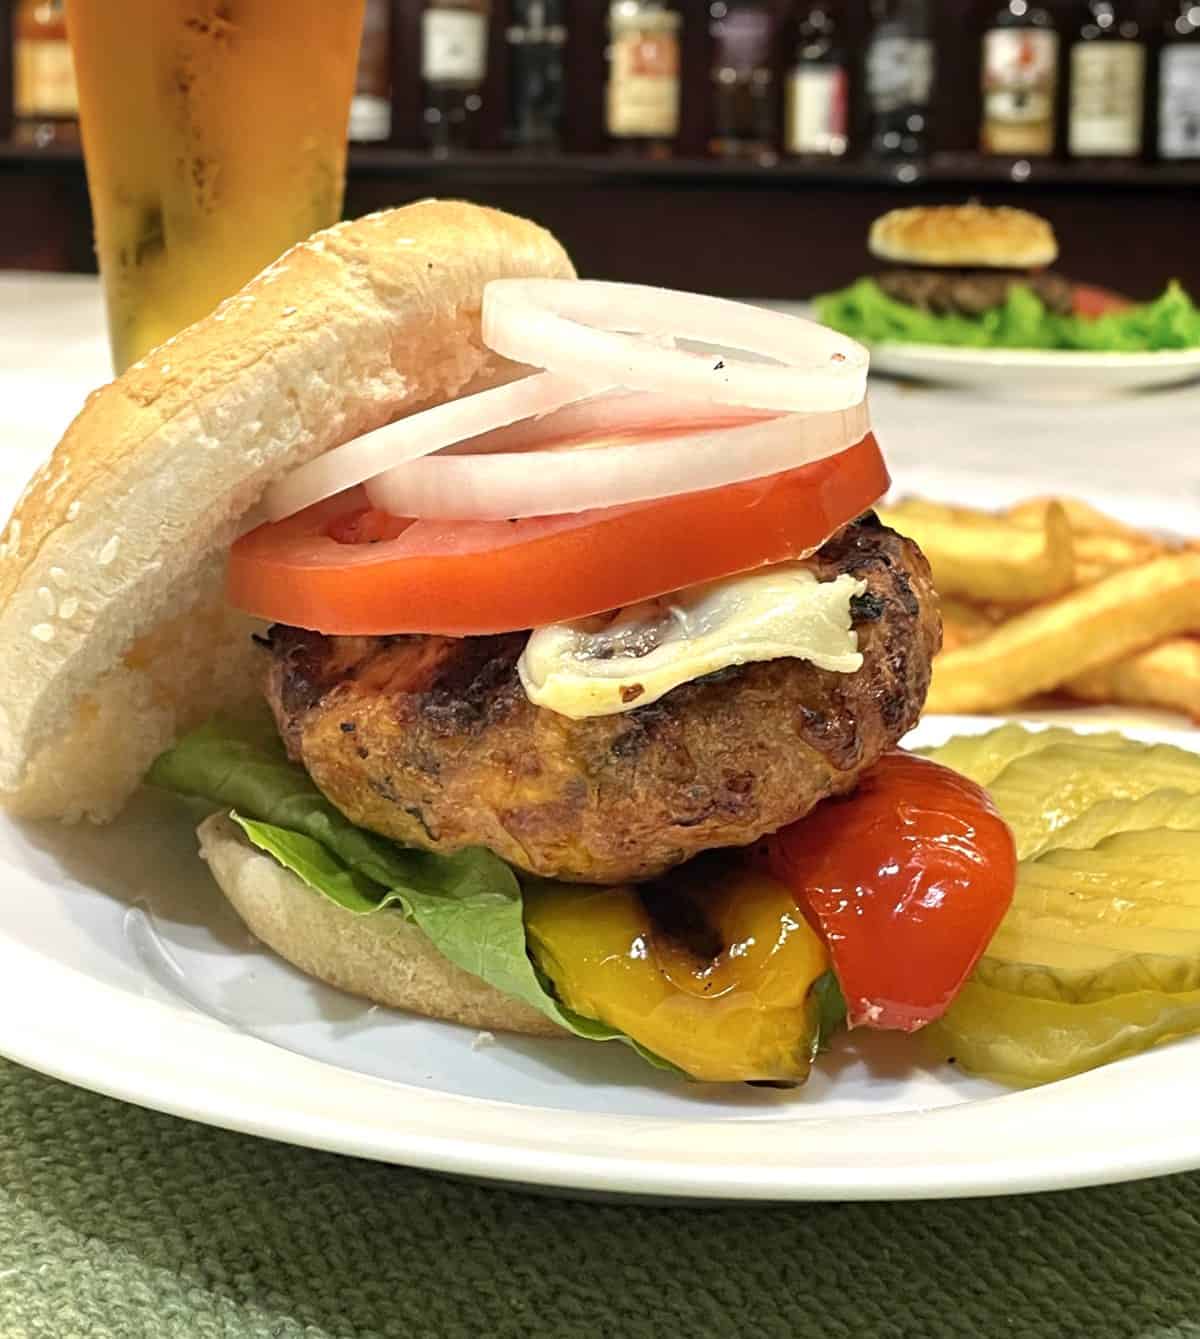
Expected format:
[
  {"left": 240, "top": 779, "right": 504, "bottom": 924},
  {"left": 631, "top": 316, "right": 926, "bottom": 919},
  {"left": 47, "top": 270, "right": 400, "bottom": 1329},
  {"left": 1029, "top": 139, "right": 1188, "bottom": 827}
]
[
  {"left": 866, "top": 204, "right": 1074, "bottom": 318},
  {"left": 817, "top": 202, "right": 1200, "bottom": 351}
]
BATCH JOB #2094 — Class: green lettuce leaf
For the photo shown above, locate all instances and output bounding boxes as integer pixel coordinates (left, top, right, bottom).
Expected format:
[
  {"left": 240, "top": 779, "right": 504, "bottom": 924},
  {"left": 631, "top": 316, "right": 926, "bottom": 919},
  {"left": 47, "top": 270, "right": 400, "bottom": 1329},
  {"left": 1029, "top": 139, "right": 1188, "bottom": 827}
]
[
  {"left": 814, "top": 277, "right": 1200, "bottom": 352},
  {"left": 149, "top": 715, "right": 679, "bottom": 1070},
  {"left": 811, "top": 970, "right": 848, "bottom": 1051}
]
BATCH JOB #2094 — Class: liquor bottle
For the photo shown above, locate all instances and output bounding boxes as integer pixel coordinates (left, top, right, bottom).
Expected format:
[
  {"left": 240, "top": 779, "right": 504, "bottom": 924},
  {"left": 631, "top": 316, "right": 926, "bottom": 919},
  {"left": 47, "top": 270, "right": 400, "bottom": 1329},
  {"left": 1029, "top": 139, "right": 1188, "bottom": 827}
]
[
  {"left": 981, "top": 1, "right": 1061, "bottom": 156},
  {"left": 1159, "top": 1, "right": 1200, "bottom": 159},
  {"left": 13, "top": 0, "right": 78, "bottom": 147},
  {"left": 709, "top": 1, "right": 775, "bottom": 160},
  {"left": 1068, "top": 2, "right": 1145, "bottom": 157},
  {"left": 606, "top": 0, "right": 682, "bottom": 156},
  {"left": 350, "top": 0, "right": 392, "bottom": 143},
  {"left": 785, "top": 4, "right": 849, "bottom": 156},
  {"left": 422, "top": 0, "right": 490, "bottom": 154},
  {"left": 863, "top": 0, "right": 935, "bottom": 158},
  {"left": 506, "top": 0, "right": 567, "bottom": 149}
]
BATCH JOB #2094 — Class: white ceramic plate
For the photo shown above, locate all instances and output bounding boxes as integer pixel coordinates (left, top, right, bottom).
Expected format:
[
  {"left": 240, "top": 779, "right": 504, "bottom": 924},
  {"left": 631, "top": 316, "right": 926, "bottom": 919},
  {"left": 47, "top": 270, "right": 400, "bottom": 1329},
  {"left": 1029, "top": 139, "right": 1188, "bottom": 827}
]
[
  {"left": 868, "top": 343, "right": 1200, "bottom": 400},
  {"left": 1, "top": 713, "right": 1198, "bottom": 1202}
]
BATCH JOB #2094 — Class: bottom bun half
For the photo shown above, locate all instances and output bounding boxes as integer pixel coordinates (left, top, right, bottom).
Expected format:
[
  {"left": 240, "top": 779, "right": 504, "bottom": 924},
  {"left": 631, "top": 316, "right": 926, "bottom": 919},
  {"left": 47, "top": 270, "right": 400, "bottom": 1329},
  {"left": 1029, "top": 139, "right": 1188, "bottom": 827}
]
[{"left": 197, "top": 812, "right": 564, "bottom": 1038}]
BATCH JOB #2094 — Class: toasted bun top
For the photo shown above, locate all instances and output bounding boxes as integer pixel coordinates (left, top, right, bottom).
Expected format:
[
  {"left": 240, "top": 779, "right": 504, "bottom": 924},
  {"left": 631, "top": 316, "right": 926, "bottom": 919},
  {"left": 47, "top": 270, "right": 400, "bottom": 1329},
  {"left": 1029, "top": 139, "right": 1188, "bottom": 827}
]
[
  {"left": 868, "top": 205, "right": 1059, "bottom": 269},
  {"left": 0, "top": 200, "right": 574, "bottom": 822}
]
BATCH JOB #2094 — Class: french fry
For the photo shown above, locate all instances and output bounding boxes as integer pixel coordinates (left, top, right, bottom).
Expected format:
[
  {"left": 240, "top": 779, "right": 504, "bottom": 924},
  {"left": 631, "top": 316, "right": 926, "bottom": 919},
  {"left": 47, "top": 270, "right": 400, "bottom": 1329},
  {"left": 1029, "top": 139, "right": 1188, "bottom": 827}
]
[
  {"left": 1065, "top": 639, "right": 1200, "bottom": 722},
  {"left": 878, "top": 500, "right": 1075, "bottom": 605},
  {"left": 1074, "top": 562, "right": 1119, "bottom": 588},
  {"left": 925, "top": 553, "right": 1200, "bottom": 714},
  {"left": 885, "top": 497, "right": 963, "bottom": 524},
  {"left": 938, "top": 596, "right": 1004, "bottom": 654},
  {"left": 1006, "top": 496, "right": 1150, "bottom": 543},
  {"left": 1073, "top": 531, "right": 1166, "bottom": 570},
  {"left": 1072, "top": 533, "right": 1169, "bottom": 587}
]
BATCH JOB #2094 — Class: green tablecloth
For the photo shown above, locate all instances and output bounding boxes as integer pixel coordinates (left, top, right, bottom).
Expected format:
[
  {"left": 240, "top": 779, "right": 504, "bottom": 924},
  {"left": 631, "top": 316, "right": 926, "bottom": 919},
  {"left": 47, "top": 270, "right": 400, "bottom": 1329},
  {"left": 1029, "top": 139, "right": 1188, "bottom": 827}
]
[{"left": 2, "top": 1055, "right": 1199, "bottom": 1339}]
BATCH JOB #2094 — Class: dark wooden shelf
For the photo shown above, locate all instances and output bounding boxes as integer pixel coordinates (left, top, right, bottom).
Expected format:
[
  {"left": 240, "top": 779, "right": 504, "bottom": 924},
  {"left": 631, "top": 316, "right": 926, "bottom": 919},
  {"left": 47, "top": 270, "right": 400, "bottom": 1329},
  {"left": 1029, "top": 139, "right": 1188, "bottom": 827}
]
[
  {"left": 8, "top": 139, "right": 1200, "bottom": 192},
  {"left": 5, "top": 0, "right": 1200, "bottom": 292},
  {"left": 5, "top": 135, "right": 1199, "bottom": 297},
  {"left": 353, "top": 148, "right": 1200, "bottom": 192}
]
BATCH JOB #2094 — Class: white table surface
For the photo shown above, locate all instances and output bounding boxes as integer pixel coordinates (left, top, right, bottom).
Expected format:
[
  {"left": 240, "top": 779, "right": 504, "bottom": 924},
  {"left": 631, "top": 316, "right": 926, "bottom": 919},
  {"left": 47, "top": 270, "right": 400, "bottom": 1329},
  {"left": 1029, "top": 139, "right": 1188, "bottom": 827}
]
[{"left": 1, "top": 272, "right": 1198, "bottom": 537}]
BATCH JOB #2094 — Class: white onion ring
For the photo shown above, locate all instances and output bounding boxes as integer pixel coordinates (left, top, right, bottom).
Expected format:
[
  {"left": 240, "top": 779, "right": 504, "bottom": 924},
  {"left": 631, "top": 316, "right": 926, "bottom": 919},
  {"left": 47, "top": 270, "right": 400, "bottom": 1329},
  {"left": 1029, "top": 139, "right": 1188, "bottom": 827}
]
[
  {"left": 262, "top": 371, "right": 600, "bottom": 522},
  {"left": 365, "top": 400, "right": 871, "bottom": 520},
  {"left": 482, "top": 279, "right": 868, "bottom": 413},
  {"left": 439, "top": 389, "right": 779, "bottom": 457}
]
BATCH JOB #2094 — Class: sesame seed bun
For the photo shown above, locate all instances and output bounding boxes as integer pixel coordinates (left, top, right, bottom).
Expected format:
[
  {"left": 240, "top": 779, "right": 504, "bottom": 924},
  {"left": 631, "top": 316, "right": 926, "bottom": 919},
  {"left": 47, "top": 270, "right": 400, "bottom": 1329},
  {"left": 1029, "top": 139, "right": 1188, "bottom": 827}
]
[
  {"left": 868, "top": 205, "right": 1059, "bottom": 269},
  {"left": 0, "top": 200, "right": 574, "bottom": 822}
]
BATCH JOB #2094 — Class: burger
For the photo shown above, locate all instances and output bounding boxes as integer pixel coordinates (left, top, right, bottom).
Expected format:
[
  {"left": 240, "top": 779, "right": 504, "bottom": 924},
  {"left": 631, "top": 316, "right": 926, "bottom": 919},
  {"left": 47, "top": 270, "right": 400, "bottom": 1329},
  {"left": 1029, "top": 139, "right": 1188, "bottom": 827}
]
[
  {"left": 865, "top": 203, "right": 1072, "bottom": 318},
  {"left": 813, "top": 202, "right": 1172, "bottom": 350},
  {"left": 0, "top": 201, "right": 1016, "bottom": 1085}
]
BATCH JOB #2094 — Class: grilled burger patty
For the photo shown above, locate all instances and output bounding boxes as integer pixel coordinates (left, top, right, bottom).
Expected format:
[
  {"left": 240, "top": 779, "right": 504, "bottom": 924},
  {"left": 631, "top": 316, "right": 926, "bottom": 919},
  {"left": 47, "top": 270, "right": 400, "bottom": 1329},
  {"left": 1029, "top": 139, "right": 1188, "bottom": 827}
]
[
  {"left": 264, "top": 514, "right": 940, "bottom": 884},
  {"left": 875, "top": 267, "right": 1075, "bottom": 317}
]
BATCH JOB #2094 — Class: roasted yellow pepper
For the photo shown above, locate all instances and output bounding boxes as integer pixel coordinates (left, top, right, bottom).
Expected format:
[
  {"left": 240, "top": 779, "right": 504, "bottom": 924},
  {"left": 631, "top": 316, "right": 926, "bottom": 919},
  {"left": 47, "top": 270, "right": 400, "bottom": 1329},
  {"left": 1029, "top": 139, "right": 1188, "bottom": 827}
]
[{"left": 524, "top": 866, "right": 830, "bottom": 1082}]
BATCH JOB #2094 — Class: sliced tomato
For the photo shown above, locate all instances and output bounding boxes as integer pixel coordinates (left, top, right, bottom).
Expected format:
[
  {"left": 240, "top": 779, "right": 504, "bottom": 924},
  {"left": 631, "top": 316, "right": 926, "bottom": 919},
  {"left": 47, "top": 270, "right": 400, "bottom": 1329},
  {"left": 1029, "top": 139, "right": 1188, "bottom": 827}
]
[
  {"left": 762, "top": 752, "right": 1017, "bottom": 1033},
  {"left": 1072, "top": 283, "right": 1133, "bottom": 321},
  {"left": 227, "top": 433, "right": 888, "bottom": 635}
]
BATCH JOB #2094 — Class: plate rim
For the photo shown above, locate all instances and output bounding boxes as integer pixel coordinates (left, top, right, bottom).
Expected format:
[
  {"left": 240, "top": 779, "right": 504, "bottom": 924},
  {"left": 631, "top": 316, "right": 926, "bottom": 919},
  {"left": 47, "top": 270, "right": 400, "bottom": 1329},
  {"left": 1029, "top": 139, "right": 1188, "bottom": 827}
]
[
  {"left": 3, "top": 713, "right": 1199, "bottom": 1202},
  {"left": 866, "top": 342, "right": 1200, "bottom": 369}
]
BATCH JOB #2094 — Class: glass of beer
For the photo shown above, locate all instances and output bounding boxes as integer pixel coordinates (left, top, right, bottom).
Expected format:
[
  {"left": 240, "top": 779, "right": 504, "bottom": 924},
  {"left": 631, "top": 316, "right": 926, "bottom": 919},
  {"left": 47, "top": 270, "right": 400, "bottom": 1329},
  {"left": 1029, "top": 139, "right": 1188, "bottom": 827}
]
[{"left": 66, "top": 0, "right": 366, "bottom": 373}]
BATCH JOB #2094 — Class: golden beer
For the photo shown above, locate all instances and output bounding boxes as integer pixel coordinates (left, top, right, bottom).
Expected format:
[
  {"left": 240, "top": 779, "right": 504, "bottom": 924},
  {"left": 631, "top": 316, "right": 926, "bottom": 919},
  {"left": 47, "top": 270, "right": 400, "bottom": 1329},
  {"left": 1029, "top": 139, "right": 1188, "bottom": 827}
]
[{"left": 66, "top": 0, "right": 365, "bottom": 371}]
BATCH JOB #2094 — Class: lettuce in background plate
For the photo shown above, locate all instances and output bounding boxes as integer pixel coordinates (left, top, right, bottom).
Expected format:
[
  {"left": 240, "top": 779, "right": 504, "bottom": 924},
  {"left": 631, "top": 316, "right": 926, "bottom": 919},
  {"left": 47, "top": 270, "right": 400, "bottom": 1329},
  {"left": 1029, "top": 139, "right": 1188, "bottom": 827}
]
[{"left": 815, "top": 278, "right": 1200, "bottom": 353}]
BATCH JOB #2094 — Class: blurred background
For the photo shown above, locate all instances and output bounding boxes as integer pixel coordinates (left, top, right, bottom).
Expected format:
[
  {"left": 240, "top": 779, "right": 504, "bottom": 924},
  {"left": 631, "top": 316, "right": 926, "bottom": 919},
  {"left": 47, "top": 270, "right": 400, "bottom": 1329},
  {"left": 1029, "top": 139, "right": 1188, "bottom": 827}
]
[{"left": 2, "top": 0, "right": 1198, "bottom": 297}]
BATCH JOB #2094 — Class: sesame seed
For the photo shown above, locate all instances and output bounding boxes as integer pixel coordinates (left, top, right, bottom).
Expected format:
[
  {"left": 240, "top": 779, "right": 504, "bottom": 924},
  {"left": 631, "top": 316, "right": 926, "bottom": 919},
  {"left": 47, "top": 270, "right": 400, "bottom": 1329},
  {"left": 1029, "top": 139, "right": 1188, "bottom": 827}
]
[
  {"left": 49, "top": 567, "right": 69, "bottom": 588},
  {"left": 66, "top": 501, "right": 80, "bottom": 521},
  {"left": 31, "top": 623, "right": 55, "bottom": 643},
  {"left": 37, "top": 587, "right": 55, "bottom": 616},
  {"left": 160, "top": 363, "right": 172, "bottom": 374},
  {"left": 98, "top": 536, "right": 120, "bottom": 566},
  {"left": 58, "top": 596, "right": 79, "bottom": 620},
  {"left": 282, "top": 306, "right": 297, "bottom": 316}
]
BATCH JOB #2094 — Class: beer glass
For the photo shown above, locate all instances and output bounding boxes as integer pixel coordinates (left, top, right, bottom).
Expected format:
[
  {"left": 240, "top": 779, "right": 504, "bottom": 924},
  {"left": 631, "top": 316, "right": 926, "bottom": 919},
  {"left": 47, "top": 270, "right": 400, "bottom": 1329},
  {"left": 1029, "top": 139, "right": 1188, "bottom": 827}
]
[{"left": 66, "top": 0, "right": 366, "bottom": 372}]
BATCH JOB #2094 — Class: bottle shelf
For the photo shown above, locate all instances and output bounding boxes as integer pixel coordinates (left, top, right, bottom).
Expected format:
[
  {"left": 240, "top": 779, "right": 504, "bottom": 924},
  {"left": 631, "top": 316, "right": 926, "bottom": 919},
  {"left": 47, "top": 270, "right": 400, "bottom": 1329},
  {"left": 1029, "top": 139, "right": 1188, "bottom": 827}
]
[
  {"left": 3, "top": 0, "right": 1198, "bottom": 297},
  {"left": 6, "top": 139, "right": 1200, "bottom": 190}
]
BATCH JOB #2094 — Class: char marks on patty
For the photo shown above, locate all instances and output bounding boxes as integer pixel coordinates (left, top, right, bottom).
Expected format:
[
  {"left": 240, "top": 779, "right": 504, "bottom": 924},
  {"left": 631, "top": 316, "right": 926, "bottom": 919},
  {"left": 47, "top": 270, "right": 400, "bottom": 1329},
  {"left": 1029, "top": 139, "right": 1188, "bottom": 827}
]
[{"left": 263, "top": 514, "right": 940, "bottom": 883}]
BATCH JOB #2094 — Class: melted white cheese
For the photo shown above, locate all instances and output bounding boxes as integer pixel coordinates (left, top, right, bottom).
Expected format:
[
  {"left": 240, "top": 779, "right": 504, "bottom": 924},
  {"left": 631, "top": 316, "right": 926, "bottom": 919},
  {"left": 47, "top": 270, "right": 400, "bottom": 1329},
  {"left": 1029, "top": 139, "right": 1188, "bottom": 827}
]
[{"left": 518, "top": 565, "right": 868, "bottom": 720}]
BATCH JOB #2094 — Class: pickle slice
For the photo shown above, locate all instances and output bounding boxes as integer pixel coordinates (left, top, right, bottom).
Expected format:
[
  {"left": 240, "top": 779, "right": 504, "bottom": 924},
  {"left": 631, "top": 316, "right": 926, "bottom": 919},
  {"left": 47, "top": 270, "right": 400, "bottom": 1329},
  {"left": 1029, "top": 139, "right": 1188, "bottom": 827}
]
[
  {"left": 977, "top": 828, "right": 1200, "bottom": 1001},
  {"left": 1047, "top": 789, "right": 1200, "bottom": 853},
  {"left": 986, "top": 741, "right": 1200, "bottom": 857},
  {"left": 926, "top": 727, "right": 1200, "bottom": 1085},
  {"left": 1036, "top": 827, "right": 1200, "bottom": 897},
  {"left": 981, "top": 933, "right": 1200, "bottom": 1002},
  {"left": 918, "top": 723, "right": 1125, "bottom": 788},
  {"left": 927, "top": 980, "right": 1200, "bottom": 1087}
]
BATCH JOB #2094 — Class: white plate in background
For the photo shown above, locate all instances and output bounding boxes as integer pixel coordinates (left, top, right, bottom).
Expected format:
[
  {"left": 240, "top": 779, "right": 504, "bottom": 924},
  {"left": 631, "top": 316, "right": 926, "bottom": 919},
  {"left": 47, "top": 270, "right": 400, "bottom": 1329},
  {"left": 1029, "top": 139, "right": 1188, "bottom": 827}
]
[
  {"left": 867, "top": 343, "right": 1200, "bottom": 400},
  {"left": 1, "top": 713, "right": 1198, "bottom": 1202}
]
